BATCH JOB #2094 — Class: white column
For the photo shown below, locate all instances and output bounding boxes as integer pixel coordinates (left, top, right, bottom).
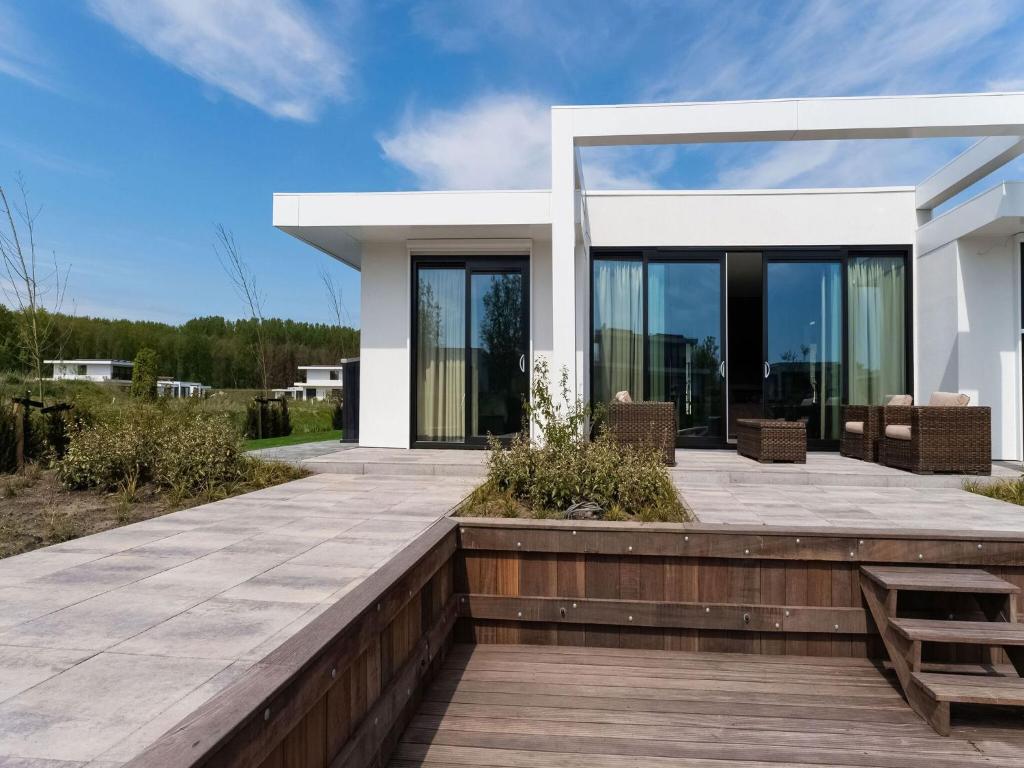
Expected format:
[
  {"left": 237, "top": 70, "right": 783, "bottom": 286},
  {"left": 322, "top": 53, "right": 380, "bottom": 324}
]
[{"left": 550, "top": 109, "right": 580, "bottom": 401}]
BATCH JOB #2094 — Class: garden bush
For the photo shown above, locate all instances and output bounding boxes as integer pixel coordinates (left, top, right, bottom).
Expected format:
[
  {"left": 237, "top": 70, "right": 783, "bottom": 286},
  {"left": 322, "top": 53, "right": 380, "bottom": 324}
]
[
  {"left": 244, "top": 398, "right": 293, "bottom": 439},
  {"left": 467, "top": 360, "right": 687, "bottom": 522},
  {"left": 58, "top": 403, "right": 253, "bottom": 496}
]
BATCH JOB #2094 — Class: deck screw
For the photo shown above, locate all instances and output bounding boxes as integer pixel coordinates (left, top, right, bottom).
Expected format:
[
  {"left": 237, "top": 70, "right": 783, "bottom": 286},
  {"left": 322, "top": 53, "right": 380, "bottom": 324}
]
[
  {"left": 795, "top": 538, "right": 800, "bottom": 544},
  {"left": 705, "top": 607, "right": 711, "bottom": 613},
  {"left": 572, "top": 530, "right": 577, "bottom": 535},
  {"left": 264, "top": 708, "right": 271, "bottom": 721},
  {"left": 461, "top": 597, "right": 466, "bottom": 603},
  {"left": 744, "top": 549, "right": 749, "bottom": 555},
  {"left": 859, "top": 540, "right": 864, "bottom": 545},
  {"left": 377, "top": 603, "right": 381, "bottom": 611},
  {"left": 785, "top": 610, "right": 790, "bottom": 617},
  {"left": 572, "top": 602, "right": 578, "bottom": 609},
  {"left": 918, "top": 553, "right": 923, "bottom": 559},
  {"left": 977, "top": 543, "right": 983, "bottom": 549},
  {"left": 628, "top": 615, "right": 633, "bottom": 622},
  {"left": 775, "top": 622, "right": 781, "bottom": 629},
  {"left": 628, "top": 545, "right": 633, "bottom": 552},
  {"left": 517, "top": 541, "right": 522, "bottom": 547},
  {"left": 684, "top": 536, "right": 689, "bottom": 542},
  {"left": 331, "top": 668, "right": 336, "bottom": 679},
  {"left": 834, "top": 624, "right": 840, "bottom": 631},
  {"left": 849, "top": 551, "right": 855, "bottom": 557},
  {"left": 517, "top": 611, "right": 522, "bottom": 618}
]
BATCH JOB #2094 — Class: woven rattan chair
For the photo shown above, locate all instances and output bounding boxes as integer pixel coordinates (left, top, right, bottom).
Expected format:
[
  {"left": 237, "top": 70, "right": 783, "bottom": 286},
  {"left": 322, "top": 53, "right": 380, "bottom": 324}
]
[
  {"left": 880, "top": 393, "right": 991, "bottom": 475},
  {"left": 840, "top": 395, "right": 912, "bottom": 462},
  {"left": 606, "top": 401, "right": 677, "bottom": 466}
]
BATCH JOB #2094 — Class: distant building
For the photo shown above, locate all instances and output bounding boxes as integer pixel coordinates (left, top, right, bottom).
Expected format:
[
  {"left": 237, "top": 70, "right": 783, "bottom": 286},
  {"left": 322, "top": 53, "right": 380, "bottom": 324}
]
[
  {"left": 273, "top": 362, "right": 347, "bottom": 401},
  {"left": 156, "top": 378, "right": 210, "bottom": 398},
  {"left": 46, "top": 359, "right": 133, "bottom": 383}
]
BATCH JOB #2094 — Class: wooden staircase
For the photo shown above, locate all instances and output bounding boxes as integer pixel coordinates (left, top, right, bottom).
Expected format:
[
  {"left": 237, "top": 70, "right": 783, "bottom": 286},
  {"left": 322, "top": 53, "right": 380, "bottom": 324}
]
[{"left": 861, "top": 565, "right": 1024, "bottom": 735}]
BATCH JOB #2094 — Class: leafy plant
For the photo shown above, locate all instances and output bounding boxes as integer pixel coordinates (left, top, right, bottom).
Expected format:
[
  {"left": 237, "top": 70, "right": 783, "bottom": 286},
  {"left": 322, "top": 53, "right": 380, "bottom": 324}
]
[
  {"left": 130, "top": 347, "right": 159, "bottom": 400},
  {"left": 469, "top": 359, "right": 688, "bottom": 522}
]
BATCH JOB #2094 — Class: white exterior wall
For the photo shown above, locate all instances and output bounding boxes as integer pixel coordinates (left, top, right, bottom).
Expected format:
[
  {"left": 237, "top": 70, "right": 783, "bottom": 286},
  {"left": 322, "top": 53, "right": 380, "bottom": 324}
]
[
  {"left": 303, "top": 368, "right": 342, "bottom": 384},
  {"left": 916, "top": 237, "right": 1020, "bottom": 460},
  {"left": 585, "top": 189, "right": 917, "bottom": 247},
  {"left": 53, "top": 362, "right": 116, "bottom": 381},
  {"left": 359, "top": 243, "right": 410, "bottom": 448}
]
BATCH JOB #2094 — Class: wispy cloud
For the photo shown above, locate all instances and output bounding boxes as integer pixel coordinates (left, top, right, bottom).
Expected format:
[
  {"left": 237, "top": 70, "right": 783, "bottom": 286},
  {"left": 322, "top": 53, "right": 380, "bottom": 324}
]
[
  {"left": 0, "top": 2, "right": 57, "bottom": 91},
  {"left": 87, "top": 0, "right": 348, "bottom": 121},
  {"left": 379, "top": 92, "right": 670, "bottom": 189}
]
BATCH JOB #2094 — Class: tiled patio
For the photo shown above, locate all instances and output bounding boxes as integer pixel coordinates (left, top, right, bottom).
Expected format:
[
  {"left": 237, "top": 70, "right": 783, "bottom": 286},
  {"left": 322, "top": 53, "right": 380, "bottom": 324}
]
[{"left": 0, "top": 472, "right": 475, "bottom": 766}]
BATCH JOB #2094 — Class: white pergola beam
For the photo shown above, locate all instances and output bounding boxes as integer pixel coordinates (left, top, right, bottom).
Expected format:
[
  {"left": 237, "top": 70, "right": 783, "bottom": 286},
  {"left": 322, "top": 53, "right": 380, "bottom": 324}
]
[
  {"left": 560, "top": 92, "right": 1024, "bottom": 146},
  {"left": 915, "top": 135, "right": 1024, "bottom": 211}
]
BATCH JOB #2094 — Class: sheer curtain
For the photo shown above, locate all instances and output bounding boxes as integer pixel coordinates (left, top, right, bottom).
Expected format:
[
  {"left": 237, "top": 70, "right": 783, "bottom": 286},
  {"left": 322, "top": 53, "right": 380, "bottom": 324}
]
[
  {"left": 416, "top": 269, "right": 465, "bottom": 442},
  {"left": 848, "top": 257, "right": 906, "bottom": 405},
  {"left": 592, "top": 260, "right": 644, "bottom": 404}
]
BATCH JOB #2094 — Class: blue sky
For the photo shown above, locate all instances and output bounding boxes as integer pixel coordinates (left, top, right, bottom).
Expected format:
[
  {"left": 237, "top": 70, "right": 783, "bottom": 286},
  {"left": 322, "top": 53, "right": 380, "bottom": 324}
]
[{"left": 2, "top": 0, "right": 1024, "bottom": 327}]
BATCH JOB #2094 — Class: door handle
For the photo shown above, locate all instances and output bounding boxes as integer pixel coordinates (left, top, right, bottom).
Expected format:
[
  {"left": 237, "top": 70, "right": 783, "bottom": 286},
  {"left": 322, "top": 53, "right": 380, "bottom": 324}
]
[
  {"left": 763, "top": 361, "right": 771, "bottom": 379},
  {"left": 519, "top": 354, "right": 526, "bottom": 373},
  {"left": 718, "top": 361, "right": 725, "bottom": 378}
]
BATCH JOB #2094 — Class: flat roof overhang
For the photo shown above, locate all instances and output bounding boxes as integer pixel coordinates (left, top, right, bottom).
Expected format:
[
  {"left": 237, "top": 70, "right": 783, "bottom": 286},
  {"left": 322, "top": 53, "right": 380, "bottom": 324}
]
[
  {"left": 273, "top": 190, "right": 551, "bottom": 269},
  {"left": 917, "top": 181, "right": 1024, "bottom": 254}
]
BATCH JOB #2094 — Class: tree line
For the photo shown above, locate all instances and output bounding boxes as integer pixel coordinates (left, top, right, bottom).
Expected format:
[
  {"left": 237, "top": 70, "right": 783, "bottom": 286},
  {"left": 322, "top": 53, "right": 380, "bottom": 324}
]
[{"left": 0, "top": 304, "right": 359, "bottom": 390}]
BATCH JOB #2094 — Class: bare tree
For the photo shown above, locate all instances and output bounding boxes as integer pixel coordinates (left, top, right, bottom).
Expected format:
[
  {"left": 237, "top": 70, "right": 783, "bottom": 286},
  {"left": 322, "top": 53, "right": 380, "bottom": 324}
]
[
  {"left": 214, "top": 224, "right": 268, "bottom": 393},
  {"left": 0, "top": 175, "right": 70, "bottom": 400},
  {"left": 318, "top": 265, "right": 353, "bottom": 359}
]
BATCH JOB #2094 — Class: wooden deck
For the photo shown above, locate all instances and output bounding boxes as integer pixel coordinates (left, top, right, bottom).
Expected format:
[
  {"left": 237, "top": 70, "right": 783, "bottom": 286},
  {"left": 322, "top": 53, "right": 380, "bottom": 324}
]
[{"left": 390, "top": 643, "right": 1024, "bottom": 767}]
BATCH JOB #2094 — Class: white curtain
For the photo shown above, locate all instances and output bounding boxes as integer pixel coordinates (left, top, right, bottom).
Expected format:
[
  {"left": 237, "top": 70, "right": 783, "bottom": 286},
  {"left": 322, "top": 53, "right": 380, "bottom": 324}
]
[
  {"left": 416, "top": 269, "right": 465, "bottom": 441},
  {"left": 593, "top": 260, "right": 644, "bottom": 404},
  {"left": 848, "top": 257, "right": 906, "bottom": 405}
]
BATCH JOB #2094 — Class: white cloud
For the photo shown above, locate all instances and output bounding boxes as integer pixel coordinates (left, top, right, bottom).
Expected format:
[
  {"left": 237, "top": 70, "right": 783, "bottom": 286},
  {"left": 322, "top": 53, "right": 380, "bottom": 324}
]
[
  {"left": 0, "top": 3, "right": 56, "bottom": 90},
  {"left": 379, "top": 93, "right": 670, "bottom": 190},
  {"left": 88, "top": 0, "right": 347, "bottom": 121}
]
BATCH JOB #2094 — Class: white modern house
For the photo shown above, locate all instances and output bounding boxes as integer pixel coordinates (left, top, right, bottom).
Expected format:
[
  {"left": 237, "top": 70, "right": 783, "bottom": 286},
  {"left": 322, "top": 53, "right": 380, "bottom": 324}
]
[
  {"left": 156, "top": 378, "right": 210, "bottom": 398},
  {"left": 275, "top": 92, "right": 1024, "bottom": 460},
  {"left": 46, "top": 359, "right": 133, "bottom": 383},
  {"left": 273, "top": 364, "right": 345, "bottom": 401}
]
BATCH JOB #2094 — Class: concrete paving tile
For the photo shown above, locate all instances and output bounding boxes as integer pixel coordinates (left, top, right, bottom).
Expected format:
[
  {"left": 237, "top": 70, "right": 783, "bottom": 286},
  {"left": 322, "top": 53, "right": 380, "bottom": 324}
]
[
  {"left": 0, "top": 757, "right": 87, "bottom": 767},
  {"left": 0, "top": 653, "right": 229, "bottom": 762},
  {"left": 288, "top": 540, "right": 403, "bottom": 568},
  {"left": 125, "top": 530, "right": 253, "bottom": 558},
  {"left": 112, "top": 597, "right": 312, "bottom": 660},
  {"left": 0, "top": 552, "right": 106, "bottom": 588},
  {"left": 220, "top": 563, "right": 361, "bottom": 604},
  {"left": 134, "top": 550, "right": 285, "bottom": 594},
  {"left": 0, "top": 647, "right": 94, "bottom": 704}
]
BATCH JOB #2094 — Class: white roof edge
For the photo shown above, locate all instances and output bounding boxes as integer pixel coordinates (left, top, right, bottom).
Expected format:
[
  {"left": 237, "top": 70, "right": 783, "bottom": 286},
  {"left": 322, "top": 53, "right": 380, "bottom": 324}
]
[
  {"left": 917, "top": 181, "right": 1024, "bottom": 253},
  {"left": 585, "top": 186, "right": 915, "bottom": 197},
  {"left": 44, "top": 359, "right": 133, "bottom": 365},
  {"left": 297, "top": 365, "right": 343, "bottom": 369},
  {"left": 272, "top": 189, "right": 550, "bottom": 198},
  {"left": 551, "top": 90, "right": 1024, "bottom": 111}
]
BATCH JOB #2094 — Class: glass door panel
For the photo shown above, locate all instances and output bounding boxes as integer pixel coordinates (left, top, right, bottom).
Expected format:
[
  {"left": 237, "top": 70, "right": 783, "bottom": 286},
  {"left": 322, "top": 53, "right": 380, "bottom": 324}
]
[
  {"left": 415, "top": 268, "right": 465, "bottom": 443},
  {"left": 648, "top": 261, "right": 724, "bottom": 444},
  {"left": 470, "top": 270, "right": 528, "bottom": 441},
  {"left": 765, "top": 261, "right": 843, "bottom": 443}
]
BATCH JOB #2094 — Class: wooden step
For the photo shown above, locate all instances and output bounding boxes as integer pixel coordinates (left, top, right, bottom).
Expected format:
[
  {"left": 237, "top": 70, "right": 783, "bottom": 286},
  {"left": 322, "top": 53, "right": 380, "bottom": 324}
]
[
  {"left": 861, "top": 566, "right": 1020, "bottom": 594},
  {"left": 891, "top": 618, "right": 1024, "bottom": 646},
  {"left": 913, "top": 671, "right": 1024, "bottom": 706}
]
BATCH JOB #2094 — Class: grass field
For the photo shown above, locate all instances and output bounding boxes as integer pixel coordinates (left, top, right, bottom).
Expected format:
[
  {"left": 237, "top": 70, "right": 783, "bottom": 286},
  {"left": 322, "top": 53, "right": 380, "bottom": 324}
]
[{"left": 244, "top": 429, "right": 343, "bottom": 451}]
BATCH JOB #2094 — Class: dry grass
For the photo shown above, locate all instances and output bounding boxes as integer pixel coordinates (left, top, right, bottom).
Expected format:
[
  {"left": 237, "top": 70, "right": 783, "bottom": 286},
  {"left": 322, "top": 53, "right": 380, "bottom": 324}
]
[
  {"left": 964, "top": 476, "right": 1024, "bottom": 506},
  {"left": 0, "top": 460, "right": 308, "bottom": 560}
]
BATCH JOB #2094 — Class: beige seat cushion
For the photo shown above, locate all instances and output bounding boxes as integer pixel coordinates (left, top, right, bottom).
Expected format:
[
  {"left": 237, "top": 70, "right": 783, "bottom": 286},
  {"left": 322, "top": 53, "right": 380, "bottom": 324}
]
[
  {"left": 844, "top": 421, "right": 864, "bottom": 435},
  {"left": 885, "top": 394, "right": 913, "bottom": 406},
  {"left": 885, "top": 424, "right": 912, "bottom": 441},
  {"left": 928, "top": 391, "right": 970, "bottom": 406},
  {"left": 613, "top": 391, "right": 633, "bottom": 403}
]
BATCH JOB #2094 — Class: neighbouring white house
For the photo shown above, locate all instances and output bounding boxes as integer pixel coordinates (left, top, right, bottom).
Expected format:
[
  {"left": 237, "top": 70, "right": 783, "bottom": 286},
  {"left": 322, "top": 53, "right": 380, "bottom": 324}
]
[
  {"left": 156, "top": 378, "right": 210, "bottom": 398},
  {"left": 46, "top": 359, "right": 133, "bottom": 383},
  {"left": 273, "top": 363, "right": 345, "bottom": 401},
  {"left": 275, "top": 91, "right": 1024, "bottom": 460}
]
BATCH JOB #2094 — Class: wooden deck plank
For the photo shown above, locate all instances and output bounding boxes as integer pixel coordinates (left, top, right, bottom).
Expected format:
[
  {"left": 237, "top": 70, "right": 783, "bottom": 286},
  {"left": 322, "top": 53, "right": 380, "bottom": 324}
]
[
  {"left": 861, "top": 566, "right": 1020, "bottom": 594},
  {"left": 386, "top": 644, "right": 1024, "bottom": 768},
  {"left": 892, "top": 618, "right": 1024, "bottom": 645}
]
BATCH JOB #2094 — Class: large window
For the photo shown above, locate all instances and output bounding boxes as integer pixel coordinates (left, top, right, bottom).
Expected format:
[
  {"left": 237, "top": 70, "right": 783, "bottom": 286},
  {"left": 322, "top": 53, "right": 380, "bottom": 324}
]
[
  {"left": 415, "top": 268, "right": 466, "bottom": 443},
  {"left": 592, "top": 258, "right": 643, "bottom": 405},
  {"left": 847, "top": 256, "right": 907, "bottom": 405}
]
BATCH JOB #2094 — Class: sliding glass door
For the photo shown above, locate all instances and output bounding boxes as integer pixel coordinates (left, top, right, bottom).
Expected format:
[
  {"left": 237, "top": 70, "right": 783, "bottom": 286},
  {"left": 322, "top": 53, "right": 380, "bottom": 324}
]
[
  {"left": 764, "top": 260, "right": 843, "bottom": 443},
  {"left": 413, "top": 258, "right": 528, "bottom": 447},
  {"left": 648, "top": 259, "right": 725, "bottom": 445}
]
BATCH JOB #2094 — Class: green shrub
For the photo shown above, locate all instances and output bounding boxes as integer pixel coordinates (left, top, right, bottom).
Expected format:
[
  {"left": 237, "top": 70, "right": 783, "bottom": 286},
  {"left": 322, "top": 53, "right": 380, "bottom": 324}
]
[
  {"left": 244, "top": 398, "right": 292, "bottom": 439},
  {"left": 474, "top": 360, "right": 687, "bottom": 522},
  {"left": 130, "top": 348, "right": 158, "bottom": 400},
  {"left": 331, "top": 399, "right": 344, "bottom": 430},
  {"left": 58, "top": 404, "right": 248, "bottom": 496}
]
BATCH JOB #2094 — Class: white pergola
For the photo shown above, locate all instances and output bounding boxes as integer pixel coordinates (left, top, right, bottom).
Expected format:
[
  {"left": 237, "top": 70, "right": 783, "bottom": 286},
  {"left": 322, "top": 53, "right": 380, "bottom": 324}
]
[{"left": 549, "top": 92, "right": 1024, "bottom": 399}]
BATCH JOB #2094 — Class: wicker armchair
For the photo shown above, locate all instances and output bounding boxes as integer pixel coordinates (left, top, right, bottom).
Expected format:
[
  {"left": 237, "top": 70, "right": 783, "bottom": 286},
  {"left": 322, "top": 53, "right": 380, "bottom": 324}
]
[
  {"left": 840, "top": 405, "right": 884, "bottom": 462},
  {"left": 880, "top": 400, "right": 991, "bottom": 475},
  {"left": 606, "top": 401, "right": 677, "bottom": 466}
]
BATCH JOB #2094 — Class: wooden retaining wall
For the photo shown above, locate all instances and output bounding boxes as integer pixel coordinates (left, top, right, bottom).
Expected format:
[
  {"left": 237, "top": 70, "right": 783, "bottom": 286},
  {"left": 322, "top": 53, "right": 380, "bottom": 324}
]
[
  {"left": 454, "top": 519, "right": 1024, "bottom": 659},
  {"left": 125, "top": 518, "right": 459, "bottom": 768}
]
